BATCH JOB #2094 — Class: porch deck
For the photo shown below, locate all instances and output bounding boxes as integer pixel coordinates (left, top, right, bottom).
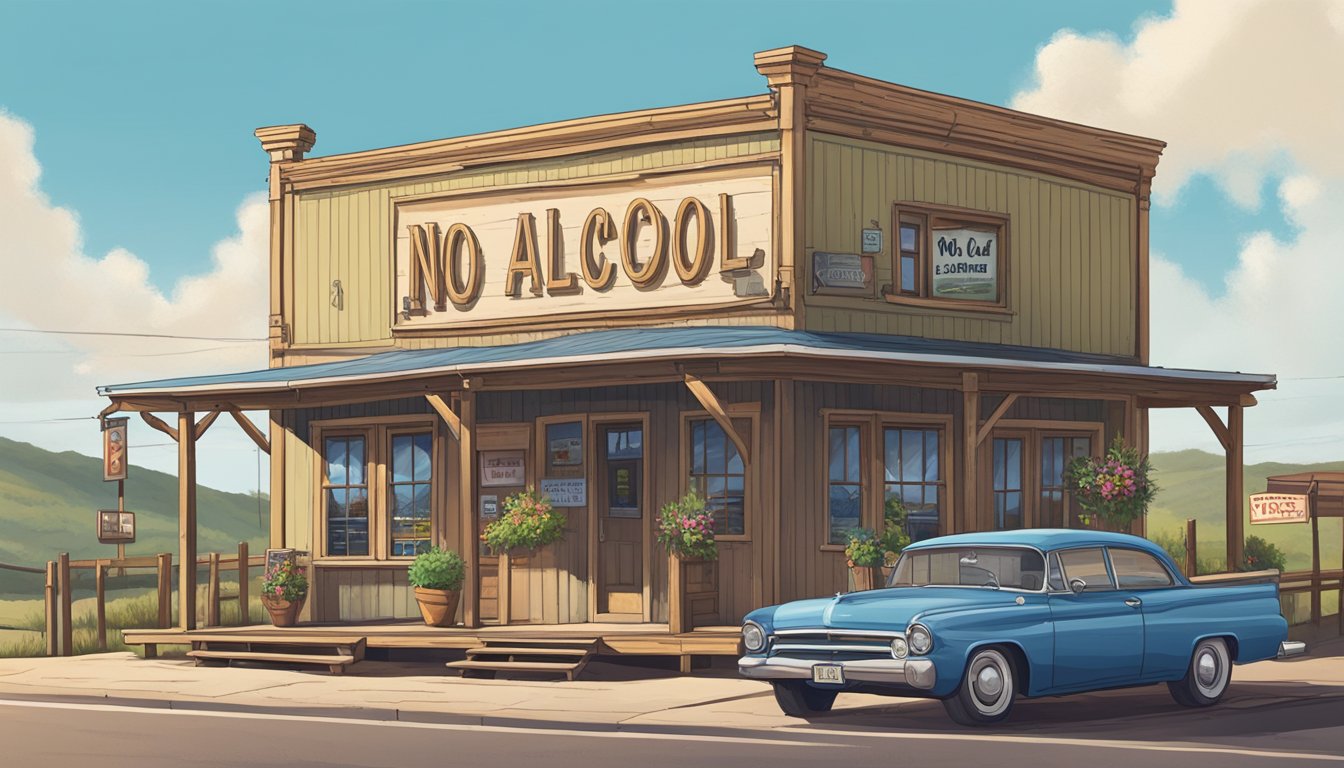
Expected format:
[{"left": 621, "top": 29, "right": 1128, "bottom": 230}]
[{"left": 122, "top": 621, "right": 741, "bottom": 658}]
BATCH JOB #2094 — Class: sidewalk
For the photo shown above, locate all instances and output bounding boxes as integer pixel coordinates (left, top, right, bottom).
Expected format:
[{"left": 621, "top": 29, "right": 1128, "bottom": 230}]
[{"left": 0, "top": 638, "right": 1339, "bottom": 734}]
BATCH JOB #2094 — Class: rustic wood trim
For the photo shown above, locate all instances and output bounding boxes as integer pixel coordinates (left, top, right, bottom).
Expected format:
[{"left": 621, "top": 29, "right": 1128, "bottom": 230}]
[
  {"left": 1196, "top": 405, "right": 1231, "bottom": 452},
  {"left": 1226, "top": 405, "right": 1245, "bottom": 571},
  {"left": 683, "top": 374, "right": 752, "bottom": 465},
  {"left": 458, "top": 390, "right": 479, "bottom": 628},
  {"left": 976, "top": 394, "right": 1020, "bottom": 446},
  {"left": 390, "top": 301, "right": 781, "bottom": 338},
  {"left": 140, "top": 412, "right": 180, "bottom": 442},
  {"left": 178, "top": 412, "right": 197, "bottom": 631},
  {"left": 425, "top": 394, "right": 462, "bottom": 441},
  {"left": 193, "top": 410, "right": 221, "bottom": 440},
  {"left": 228, "top": 409, "right": 272, "bottom": 454},
  {"left": 269, "top": 412, "right": 286, "bottom": 548},
  {"left": 960, "top": 373, "right": 980, "bottom": 535},
  {"left": 1137, "top": 179, "right": 1151, "bottom": 364}
]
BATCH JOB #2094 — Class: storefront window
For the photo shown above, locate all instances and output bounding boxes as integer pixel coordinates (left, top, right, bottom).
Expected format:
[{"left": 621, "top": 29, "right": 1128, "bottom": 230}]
[
  {"left": 992, "top": 437, "right": 1024, "bottom": 530},
  {"left": 389, "top": 432, "right": 433, "bottom": 557},
  {"left": 827, "top": 425, "right": 863, "bottom": 544},
  {"left": 689, "top": 419, "right": 745, "bottom": 536},
  {"left": 1039, "top": 435, "right": 1092, "bottom": 528},
  {"left": 883, "top": 427, "right": 942, "bottom": 542},
  {"left": 324, "top": 435, "right": 369, "bottom": 556},
  {"left": 889, "top": 204, "right": 1007, "bottom": 307}
]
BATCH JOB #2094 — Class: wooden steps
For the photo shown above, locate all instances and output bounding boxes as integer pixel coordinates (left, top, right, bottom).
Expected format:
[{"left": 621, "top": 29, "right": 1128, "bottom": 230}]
[
  {"left": 447, "top": 638, "right": 597, "bottom": 681},
  {"left": 177, "top": 634, "right": 366, "bottom": 675},
  {"left": 187, "top": 649, "right": 357, "bottom": 675}
]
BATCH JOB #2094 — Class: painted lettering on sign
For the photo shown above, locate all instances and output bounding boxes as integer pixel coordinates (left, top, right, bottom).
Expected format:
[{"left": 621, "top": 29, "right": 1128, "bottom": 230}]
[
  {"left": 394, "top": 171, "right": 774, "bottom": 328},
  {"left": 1249, "top": 493, "right": 1310, "bottom": 524},
  {"left": 931, "top": 227, "right": 998, "bottom": 300}
]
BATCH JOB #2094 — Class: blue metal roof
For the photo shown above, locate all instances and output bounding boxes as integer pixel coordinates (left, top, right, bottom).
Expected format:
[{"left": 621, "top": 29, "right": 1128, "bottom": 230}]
[
  {"left": 904, "top": 528, "right": 1166, "bottom": 555},
  {"left": 97, "top": 326, "right": 1275, "bottom": 397}
]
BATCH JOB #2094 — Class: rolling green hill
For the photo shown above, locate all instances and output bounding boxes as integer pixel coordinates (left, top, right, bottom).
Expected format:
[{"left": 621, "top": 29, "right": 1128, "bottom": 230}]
[
  {"left": 1147, "top": 449, "right": 1344, "bottom": 573},
  {"left": 0, "top": 436, "right": 267, "bottom": 594}
]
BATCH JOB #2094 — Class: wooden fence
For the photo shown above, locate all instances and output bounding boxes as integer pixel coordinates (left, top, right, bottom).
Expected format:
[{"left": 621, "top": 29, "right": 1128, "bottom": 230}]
[{"left": 42, "top": 543, "right": 264, "bottom": 657}]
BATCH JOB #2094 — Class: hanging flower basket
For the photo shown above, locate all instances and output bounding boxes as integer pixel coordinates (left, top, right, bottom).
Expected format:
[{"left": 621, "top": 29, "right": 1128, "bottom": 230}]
[
  {"left": 1065, "top": 437, "right": 1157, "bottom": 530},
  {"left": 481, "top": 487, "right": 566, "bottom": 554},
  {"left": 656, "top": 486, "right": 717, "bottom": 561}
]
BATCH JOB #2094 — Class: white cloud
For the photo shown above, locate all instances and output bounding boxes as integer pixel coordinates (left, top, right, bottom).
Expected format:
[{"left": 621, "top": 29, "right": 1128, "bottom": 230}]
[
  {"left": 0, "top": 109, "right": 271, "bottom": 492},
  {"left": 1013, "top": 0, "right": 1344, "bottom": 463}
]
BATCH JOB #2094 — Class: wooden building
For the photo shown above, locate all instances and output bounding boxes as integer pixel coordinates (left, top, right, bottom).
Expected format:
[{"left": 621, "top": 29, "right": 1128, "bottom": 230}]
[{"left": 99, "top": 47, "right": 1274, "bottom": 640}]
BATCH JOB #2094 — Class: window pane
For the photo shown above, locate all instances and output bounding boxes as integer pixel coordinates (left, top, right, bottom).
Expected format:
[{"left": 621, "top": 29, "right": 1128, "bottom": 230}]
[
  {"left": 692, "top": 421, "right": 706, "bottom": 474},
  {"left": 900, "top": 225, "right": 918, "bottom": 252},
  {"left": 727, "top": 440, "right": 744, "bottom": 475},
  {"left": 327, "top": 488, "right": 348, "bottom": 556},
  {"left": 828, "top": 484, "right": 862, "bottom": 544},
  {"left": 845, "top": 427, "right": 860, "bottom": 481},
  {"left": 1058, "top": 548, "right": 1114, "bottom": 591},
  {"left": 924, "top": 430, "right": 939, "bottom": 482},
  {"left": 392, "top": 485, "right": 414, "bottom": 519},
  {"left": 325, "top": 438, "right": 347, "bottom": 485},
  {"left": 900, "top": 256, "right": 916, "bottom": 292},
  {"left": 829, "top": 427, "right": 845, "bottom": 481},
  {"left": 347, "top": 437, "right": 365, "bottom": 486},
  {"left": 412, "top": 433, "right": 432, "bottom": 481},
  {"left": 705, "top": 426, "right": 725, "bottom": 474},
  {"left": 1110, "top": 548, "right": 1173, "bottom": 588},
  {"left": 901, "top": 430, "right": 922, "bottom": 480},
  {"left": 392, "top": 436, "right": 413, "bottom": 484},
  {"left": 883, "top": 430, "right": 900, "bottom": 483}
]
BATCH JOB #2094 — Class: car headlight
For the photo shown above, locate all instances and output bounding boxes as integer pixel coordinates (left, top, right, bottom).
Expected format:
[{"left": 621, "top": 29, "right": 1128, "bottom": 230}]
[
  {"left": 890, "top": 636, "right": 909, "bottom": 659},
  {"left": 907, "top": 624, "right": 933, "bottom": 655},
  {"left": 742, "top": 622, "right": 766, "bottom": 653}
]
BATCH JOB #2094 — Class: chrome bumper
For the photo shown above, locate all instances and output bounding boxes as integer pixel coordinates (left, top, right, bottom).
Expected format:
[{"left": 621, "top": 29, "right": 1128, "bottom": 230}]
[
  {"left": 1278, "top": 640, "right": 1307, "bottom": 658},
  {"left": 738, "top": 655, "right": 937, "bottom": 689}
]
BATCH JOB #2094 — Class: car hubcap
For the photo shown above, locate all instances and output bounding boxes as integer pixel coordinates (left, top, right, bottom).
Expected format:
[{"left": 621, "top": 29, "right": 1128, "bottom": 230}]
[
  {"left": 1196, "top": 651, "right": 1218, "bottom": 687},
  {"left": 976, "top": 665, "right": 1003, "bottom": 698},
  {"left": 968, "top": 652, "right": 1011, "bottom": 714}
]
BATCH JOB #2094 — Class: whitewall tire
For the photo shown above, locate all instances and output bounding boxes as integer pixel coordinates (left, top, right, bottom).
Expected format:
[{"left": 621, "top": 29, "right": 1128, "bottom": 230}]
[{"left": 943, "top": 647, "right": 1016, "bottom": 725}]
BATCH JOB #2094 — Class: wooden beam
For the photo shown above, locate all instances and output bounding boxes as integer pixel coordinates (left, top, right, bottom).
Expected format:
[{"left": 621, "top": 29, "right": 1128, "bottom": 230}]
[
  {"left": 458, "top": 390, "right": 478, "bottom": 628},
  {"left": 961, "top": 373, "right": 980, "bottom": 535},
  {"left": 140, "top": 412, "right": 179, "bottom": 442},
  {"left": 1196, "top": 405, "right": 1231, "bottom": 452},
  {"left": 269, "top": 412, "right": 285, "bottom": 549},
  {"left": 683, "top": 374, "right": 751, "bottom": 465},
  {"left": 425, "top": 394, "right": 462, "bottom": 441},
  {"left": 227, "top": 408, "right": 271, "bottom": 454},
  {"left": 194, "top": 410, "right": 222, "bottom": 440},
  {"left": 975, "top": 393, "right": 1018, "bottom": 446},
  {"left": 1226, "top": 405, "right": 1245, "bottom": 573},
  {"left": 179, "top": 412, "right": 198, "bottom": 631},
  {"left": 58, "top": 553, "right": 72, "bottom": 656}
]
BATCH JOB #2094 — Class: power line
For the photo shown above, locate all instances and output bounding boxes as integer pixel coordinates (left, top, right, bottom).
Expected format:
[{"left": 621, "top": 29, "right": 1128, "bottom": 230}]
[
  {"left": 0, "top": 345, "right": 248, "bottom": 357},
  {"left": 0, "top": 327, "right": 266, "bottom": 342}
]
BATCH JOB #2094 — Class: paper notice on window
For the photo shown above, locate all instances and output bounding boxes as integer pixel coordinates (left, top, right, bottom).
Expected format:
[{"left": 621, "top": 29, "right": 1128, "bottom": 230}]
[{"left": 931, "top": 227, "right": 998, "bottom": 300}]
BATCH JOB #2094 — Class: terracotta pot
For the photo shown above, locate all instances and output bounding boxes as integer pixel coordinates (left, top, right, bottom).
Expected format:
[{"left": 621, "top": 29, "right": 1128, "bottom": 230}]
[
  {"left": 413, "top": 586, "right": 461, "bottom": 627},
  {"left": 261, "top": 595, "right": 306, "bottom": 627},
  {"left": 849, "top": 565, "right": 881, "bottom": 592}
]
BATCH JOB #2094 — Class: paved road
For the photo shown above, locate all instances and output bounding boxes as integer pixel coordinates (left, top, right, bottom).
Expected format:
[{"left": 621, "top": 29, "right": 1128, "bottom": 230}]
[{"left": 0, "top": 680, "right": 1341, "bottom": 768}]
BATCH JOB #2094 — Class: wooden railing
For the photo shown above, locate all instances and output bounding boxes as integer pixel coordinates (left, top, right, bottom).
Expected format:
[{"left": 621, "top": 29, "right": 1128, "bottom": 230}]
[{"left": 43, "top": 543, "right": 264, "bottom": 657}]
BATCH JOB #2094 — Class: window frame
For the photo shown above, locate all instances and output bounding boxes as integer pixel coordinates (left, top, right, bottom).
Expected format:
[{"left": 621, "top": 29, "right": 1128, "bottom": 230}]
[
  {"left": 820, "top": 410, "right": 953, "bottom": 552},
  {"left": 386, "top": 426, "right": 437, "bottom": 559},
  {"left": 979, "top": 419, "right": 1105, "bottom": 532},
  {"left": 312, "top": 416, "right": 442, "bottom": 562},
  {"left": 679, "top": 406, "right": 758, "bottom": 543},
  {"left": 885, "top": 201, "right": 1011, "bottom": 314},
  {"left": 1105, "top": 546, "right": 1177, "bottom": 590},
  {"left": 825, "top": 421, "right": 868, "bottom": 547}
]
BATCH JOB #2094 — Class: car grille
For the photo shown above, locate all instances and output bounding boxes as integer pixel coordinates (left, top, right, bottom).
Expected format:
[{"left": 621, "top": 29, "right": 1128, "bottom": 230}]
[{"left": 768, "top": 629, "right": 900, "bottom": 661}]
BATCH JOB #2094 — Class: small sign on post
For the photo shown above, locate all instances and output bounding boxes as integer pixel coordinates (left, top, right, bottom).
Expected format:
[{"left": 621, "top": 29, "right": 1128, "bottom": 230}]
[
  {"left": 102, "top": 417, "right": 129, "bottom": 482},
  {"left": 96, "top": 510, "right": 136, "bottom": 543},
  {"left": 1249, "top": 493, "right": 1310, "bottom": 525}
]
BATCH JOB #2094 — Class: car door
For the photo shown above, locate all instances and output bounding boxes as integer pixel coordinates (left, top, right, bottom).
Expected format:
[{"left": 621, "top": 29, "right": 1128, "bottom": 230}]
[
  {"left": 1047, "top": 547, "right": 1144, "bottom": 690},
  {"left": 1107, "top": 546, "right": 1185, "bottom": 680}
]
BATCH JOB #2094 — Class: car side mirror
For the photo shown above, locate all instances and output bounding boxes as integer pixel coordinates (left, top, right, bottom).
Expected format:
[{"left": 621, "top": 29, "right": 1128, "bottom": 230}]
[{"left": 1069, "top": 578, "right": 1087, "bottom": 594}]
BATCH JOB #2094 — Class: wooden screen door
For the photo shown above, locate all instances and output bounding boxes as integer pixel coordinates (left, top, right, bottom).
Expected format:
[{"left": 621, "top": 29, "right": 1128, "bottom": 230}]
[{"left": 596, "top": 422, "right": 645, "bottom": 620}]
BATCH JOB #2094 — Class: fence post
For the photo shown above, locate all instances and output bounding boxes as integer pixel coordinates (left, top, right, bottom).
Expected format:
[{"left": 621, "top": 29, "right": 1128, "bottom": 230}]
[
  {"left": 44, "top": 561, "right": 57, "bottom": 657},
  {"left": 95, "top": 561, "right": 107, "bottom": 651},
  {"left": 237, "top": 542, "right": 249, "bottom": 626},
  {"left": 57, "top": 552, "right": 72, "bottom": 657},
  {"left": 156, "top": 553, "right": 172, "bottom": 629},
  {"left": 1185, "top": 518, "right": 1197, "bottom": 577},
  {"left": 207, "top": 552, "right": 220, "bottom": 628}
]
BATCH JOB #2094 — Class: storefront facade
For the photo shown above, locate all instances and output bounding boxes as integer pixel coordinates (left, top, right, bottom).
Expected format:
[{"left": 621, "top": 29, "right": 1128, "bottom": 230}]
[{"left": 100, "top": 46, "right": 1274, "bottom": 631}]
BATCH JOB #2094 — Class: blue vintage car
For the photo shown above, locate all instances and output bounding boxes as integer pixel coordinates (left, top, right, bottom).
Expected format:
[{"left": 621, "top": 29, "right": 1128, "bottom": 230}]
[{"left": 739, "top": 529, "right": 1304, "bottom": 725}]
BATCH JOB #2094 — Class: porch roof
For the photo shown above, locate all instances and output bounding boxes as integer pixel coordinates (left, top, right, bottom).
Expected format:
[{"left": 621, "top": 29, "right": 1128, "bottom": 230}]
[{"left": 98, "top": 326, "right": 1275, "bottom": 400}]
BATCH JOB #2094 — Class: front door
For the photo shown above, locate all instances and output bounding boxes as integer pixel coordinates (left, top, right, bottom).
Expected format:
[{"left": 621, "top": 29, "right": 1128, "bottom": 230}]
[{"left": 596, "top": 423, "right": 645, "bottom": 620}]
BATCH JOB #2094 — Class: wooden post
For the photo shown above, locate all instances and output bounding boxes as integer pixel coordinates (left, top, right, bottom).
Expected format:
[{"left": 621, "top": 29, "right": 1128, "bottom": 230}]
[
  {"left": 179, "top": 412, "right": 198, "bottom": 630},
  {"left": 1225, "top": 405, "right": 1244, "bottom": 572},
  {"left": 1310, "top": 515, "right": 1321, "bottom": 627},
  {"left": 458, "top": 388, "right": 478, "bottom": 628},
  {"left": 44, "top": 561, "right": 57, "bottom": 657},
  {"left": 95, "top": 561, "right": 107, "bottom": 651},
  {"left": 58, "top": 552, "right": 72, "bottom": 657},
  {"left": 961, "top": 373, "right": 980, "bottom": 534},
  {"left": 207, "top": 552, "right": 220, "bottom": 627},
  {"left": 668, "top": 553, "right": 684, "bottom": 635},
  {"left": 237, "top": 542, "right": 249, "bottom": 626},
  {"left": 156, "top": 553, "right": 172, "bottom": 628},
  {"left": 1185, "top": 518, "right": 1197, "bottom": 578}
]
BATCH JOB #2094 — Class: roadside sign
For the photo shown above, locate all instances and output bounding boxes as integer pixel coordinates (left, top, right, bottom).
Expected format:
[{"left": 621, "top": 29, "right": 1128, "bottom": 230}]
[
  {"left": 1249, "top": 493, "right": 1310, "bottom": 524},
  {"left": 96, "top": 510, "right": 136, "bottom": 543}
]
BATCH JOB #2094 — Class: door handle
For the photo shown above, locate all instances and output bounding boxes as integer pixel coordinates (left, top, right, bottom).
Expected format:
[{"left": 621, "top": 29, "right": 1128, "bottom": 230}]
[{"left": 1124, "top": 597, "right": 1142, "bottom": 608}]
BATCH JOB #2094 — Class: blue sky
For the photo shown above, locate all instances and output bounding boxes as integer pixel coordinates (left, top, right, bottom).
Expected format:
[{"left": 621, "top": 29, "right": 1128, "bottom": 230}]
[{"left": 2, "top": 0, "right": 1287, "bottom": 294}]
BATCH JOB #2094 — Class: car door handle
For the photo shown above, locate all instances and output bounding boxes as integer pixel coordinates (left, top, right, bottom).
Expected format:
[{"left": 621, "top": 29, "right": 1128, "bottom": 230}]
[{"left": 1124, "top": 597, "right": 1142, "bottom": 608}]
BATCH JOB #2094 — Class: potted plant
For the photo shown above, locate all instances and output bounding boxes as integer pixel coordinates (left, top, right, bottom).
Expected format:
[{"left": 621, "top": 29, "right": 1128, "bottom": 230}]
[
  {"left": 1065, "top": 437, "right": 1157, "bottom": 530},
  {"left": 482, "top": 487, "right": 566, "bottom": 554},
  {"left": 260, "top": 558, "right": 309, "bottom": 627},
  {"left": 879, "top": 498, "right": 912, "bottom": 582},
  {"left": 656, "top": 486, "right": 718, "bottom": 562},
  {"left": 844, "top": 528, "right": 884, "bottom": 591},
  {"left": 408, "top": 547, "right": 465, "bottom": 627}
]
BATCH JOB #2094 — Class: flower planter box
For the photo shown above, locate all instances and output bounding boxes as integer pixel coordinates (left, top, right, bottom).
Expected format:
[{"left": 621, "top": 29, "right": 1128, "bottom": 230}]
[
  {"left": 849, "top": 565, "right": 882, "bottom": 592},
  {"left": 413, "top": 587, "right": 461, "bottom": 627},
  {"left": 668, "top": 553, "right": 718, "bottom": 633},
  {"left": 261, "top": 596, "right": 306, "bottom": 627}
]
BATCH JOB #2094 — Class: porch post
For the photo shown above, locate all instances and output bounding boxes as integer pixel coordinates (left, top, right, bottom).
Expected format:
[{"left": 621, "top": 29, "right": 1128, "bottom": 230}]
[
  {"left": 178, "top": 411, "right": 198, "bottom": 631},
  {"left": 458, "top": 389, "right": 478, "bottom": 628},
  {"left": 960, "top": 373, "right": 979, "bottom": 534},
  {"left": 1226, "top": 405, "right": 1245, "bottom": 571}
]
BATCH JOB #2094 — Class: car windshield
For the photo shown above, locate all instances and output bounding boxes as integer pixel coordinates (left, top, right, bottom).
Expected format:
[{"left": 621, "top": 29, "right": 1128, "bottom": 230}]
[{"left": 888, "top": 547, "right": 1046, "bottom": 591}]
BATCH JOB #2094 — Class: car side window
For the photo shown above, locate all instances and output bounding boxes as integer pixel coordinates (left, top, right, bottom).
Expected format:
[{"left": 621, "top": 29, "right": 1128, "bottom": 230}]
[
  {"left": 1109, "top": 548, "right": 1174, "bottom": 588},
  {"left": 1056, "top": 548, "right": 1114, "bottom": 592},
  {"left": 1047, "top": 552, "right": 1067, "bottom": 591}
]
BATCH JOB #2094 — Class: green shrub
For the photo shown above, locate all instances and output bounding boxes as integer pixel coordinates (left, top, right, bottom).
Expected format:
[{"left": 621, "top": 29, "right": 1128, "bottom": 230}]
[
  {"left": 1243, "top": 535, "right": 1287, "bottom": 572},
  {"left": 407, "top": 547, "right": 465, "bottom": 591}
]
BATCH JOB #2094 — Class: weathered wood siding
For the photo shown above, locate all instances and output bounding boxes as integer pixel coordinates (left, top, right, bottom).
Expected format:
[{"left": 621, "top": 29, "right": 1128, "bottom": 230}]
[
  {"left": 288, "top": 133, "right": 780, "bottom": 352},
  {"left": 804, "top": 133, "right": 1136, "bottom": 357}
]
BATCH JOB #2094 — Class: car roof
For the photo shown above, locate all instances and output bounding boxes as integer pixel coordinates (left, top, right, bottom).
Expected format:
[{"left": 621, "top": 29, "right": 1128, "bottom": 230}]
[{"left": 903, "top": 528, "right": 1168, "bottom": 556}]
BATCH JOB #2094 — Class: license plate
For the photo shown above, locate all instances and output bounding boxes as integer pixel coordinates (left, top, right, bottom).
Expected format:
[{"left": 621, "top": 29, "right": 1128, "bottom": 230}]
[{"left": 812, "top": 664, "right": 845, "bottom": 685}]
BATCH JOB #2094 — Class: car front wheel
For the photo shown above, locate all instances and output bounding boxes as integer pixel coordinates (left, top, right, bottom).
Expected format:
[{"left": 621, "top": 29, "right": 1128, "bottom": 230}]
[
  {"left": 943, "top": 647, "right": 1016, "bottom": 725},
  {"left": 1169, "top": 637, "right": 1231, "bottom": 707},
  {"left": 771, "top": 681, "right": 838, "bottom": 717}
]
